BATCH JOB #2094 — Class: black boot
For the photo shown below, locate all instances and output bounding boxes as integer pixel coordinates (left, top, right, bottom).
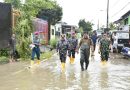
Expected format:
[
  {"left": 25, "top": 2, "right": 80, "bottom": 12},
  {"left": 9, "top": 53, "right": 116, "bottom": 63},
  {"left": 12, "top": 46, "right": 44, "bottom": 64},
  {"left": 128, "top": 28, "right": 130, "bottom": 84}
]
[
  {"left": 80, "top": 61, "right": 84, "bottom": 71},
  {"left": 85, "top": 61, "right": 89, "bottom": 70},
  {"left": 85, "top": 63, "right": 88, "bottom": 70}
]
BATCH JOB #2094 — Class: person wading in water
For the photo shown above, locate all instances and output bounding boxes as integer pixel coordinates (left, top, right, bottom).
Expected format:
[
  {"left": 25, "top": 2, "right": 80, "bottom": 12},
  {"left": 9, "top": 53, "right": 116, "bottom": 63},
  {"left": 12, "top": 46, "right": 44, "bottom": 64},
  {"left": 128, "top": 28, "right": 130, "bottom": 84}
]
[
  {"left": 56, "top": 34, "right": 69, "bottom": 71},
  {"left": 68, "top": 32, "right": 78, "bottom": 64},
  {"left": 77, "top": 32, "right": 94, "bottom": 71},
  {"left": 99, "top": 33, "right": 110, "bottom": 65}
]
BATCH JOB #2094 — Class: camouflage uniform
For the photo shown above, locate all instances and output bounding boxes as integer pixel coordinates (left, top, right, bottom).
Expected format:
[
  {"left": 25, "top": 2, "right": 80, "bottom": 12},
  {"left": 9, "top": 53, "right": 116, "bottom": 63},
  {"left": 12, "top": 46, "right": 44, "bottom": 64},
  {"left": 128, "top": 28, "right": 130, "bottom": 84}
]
[
  {"left": 79, "top": 38, "right": 93, "bottom": 70},
  {"left": 68, "top": 37, "right": 78, "bottom": 58},
  {"left": 100, "top": 38, "right": 110, "bottom": 61},
  {"left": 56, "top": 39, "right": 68, "bottom": 63}
]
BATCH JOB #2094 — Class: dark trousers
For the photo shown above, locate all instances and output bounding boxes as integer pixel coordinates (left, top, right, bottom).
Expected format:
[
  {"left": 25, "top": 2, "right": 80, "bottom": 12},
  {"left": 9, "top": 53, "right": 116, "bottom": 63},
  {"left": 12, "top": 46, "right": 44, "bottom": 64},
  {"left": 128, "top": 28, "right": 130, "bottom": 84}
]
[
  {"left": 59, "top": 53, "right": 67, "bottom": 63},
  {"left": 93, "top": 44, "right": 96, "bottom": 51},
  {"left": 68, "top": 49, "right": 75, "bottom": 58},
  {"left": 31, "top": 47, "right": 40, "bottom": 60},
  {"left": 80, "top": 49, "right": 90, "bottom": 70}
]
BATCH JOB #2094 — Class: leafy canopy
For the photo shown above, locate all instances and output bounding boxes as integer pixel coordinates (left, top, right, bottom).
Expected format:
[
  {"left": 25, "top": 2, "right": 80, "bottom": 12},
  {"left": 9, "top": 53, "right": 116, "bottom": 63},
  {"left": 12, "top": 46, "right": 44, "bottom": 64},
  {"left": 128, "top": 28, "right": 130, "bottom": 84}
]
[{"left": 78, "top": 19, "right": 93, "bottom": 32}]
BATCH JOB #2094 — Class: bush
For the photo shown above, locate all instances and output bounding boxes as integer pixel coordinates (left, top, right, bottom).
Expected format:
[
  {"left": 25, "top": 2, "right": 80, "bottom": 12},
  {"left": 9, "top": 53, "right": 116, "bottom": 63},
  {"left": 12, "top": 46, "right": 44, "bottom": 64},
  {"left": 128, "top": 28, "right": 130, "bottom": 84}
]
[
  {"left": 49, "top": 38, "right": 58, "bottom": 49},
  {"left": 41, "top": 51, "right": 53, "bottom": 60},
  {"left": 0, "top": 49, "right": 9, "bottom": 57},
  {"left": 16, "top": 37, "right": 31, "bottom": 59},
  {"left": 0, "top": 56, "right": 9, "bottom": 64}
]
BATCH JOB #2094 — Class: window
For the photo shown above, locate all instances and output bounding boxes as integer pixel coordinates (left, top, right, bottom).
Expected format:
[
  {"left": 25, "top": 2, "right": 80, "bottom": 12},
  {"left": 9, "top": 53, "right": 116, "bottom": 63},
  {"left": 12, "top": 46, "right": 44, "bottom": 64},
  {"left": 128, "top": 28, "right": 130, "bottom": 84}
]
[
  {"left": 124, "top": 18, "right": 128, "bottom": 25},
  {"left": 52, "top": 29, "right": 54, "bottom": 35}
]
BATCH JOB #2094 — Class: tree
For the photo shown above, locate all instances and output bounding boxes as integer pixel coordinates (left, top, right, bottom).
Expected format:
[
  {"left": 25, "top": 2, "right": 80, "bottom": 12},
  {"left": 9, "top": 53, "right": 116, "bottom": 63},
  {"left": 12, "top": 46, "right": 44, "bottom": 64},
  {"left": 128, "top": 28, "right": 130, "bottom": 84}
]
[
  {"left": 78, "top": 19, "right": 93, "bottom": 32},
  {"left": 4, "top": 0, "right": 21, "bottom": 9},
  {"left": 109, "top": 22, "right": 116, "bottom": 30},
  {"left": 4, "top": 0, "right": 62, "bottom": 59},
  {"left": 37, "top": 6, "right": 63, "bottom": 40}
]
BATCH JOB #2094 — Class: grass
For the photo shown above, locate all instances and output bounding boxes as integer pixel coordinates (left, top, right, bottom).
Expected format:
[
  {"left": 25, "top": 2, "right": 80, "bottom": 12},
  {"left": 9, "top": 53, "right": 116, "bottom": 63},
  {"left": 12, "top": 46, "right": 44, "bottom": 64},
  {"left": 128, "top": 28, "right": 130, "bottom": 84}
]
[
  {"left": 0, "top": 50, "right": 55, "bottom": 65},
  {"left": 0, "top": 56, "right": 9, "bottom": 64},
  {"left": 40, "top": 51, "right": 54, "bottom": 60}
]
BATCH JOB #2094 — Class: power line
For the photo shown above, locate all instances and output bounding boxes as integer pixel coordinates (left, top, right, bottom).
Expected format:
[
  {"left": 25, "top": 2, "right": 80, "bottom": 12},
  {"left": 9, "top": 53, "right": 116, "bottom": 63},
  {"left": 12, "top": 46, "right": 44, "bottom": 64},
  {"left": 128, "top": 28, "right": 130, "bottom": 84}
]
[
  {"left": 111, "top": 0, "right": 121, "bottom": 8},
  {"left": 111, "top": 2, "right": 130, "bottom": 18}
]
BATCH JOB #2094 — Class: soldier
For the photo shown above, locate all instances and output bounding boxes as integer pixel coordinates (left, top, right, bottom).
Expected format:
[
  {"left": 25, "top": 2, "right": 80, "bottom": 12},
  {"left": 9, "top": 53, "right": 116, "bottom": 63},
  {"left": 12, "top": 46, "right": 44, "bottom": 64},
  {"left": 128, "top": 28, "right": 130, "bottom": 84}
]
[
  {"left": 99, "top": 33, "right": 110, "bottom": 64},
  {"left": 56, "top": 34, "right": 69, "bottom": 71},
  {"left": 68, "top": 32, "right": 78, "bottom": 64},
  {"left": 77, "top": 32, "right": 94, "bottom": 71}
]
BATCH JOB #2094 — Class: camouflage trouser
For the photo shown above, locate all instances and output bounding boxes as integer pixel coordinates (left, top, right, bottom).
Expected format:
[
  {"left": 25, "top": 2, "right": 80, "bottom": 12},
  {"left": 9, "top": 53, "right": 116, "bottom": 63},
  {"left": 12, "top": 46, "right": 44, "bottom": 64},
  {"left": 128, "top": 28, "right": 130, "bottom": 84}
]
[
  {"left": 101, "top": 51, "right": 109, "bottom": 61},
  {"left": 68, "top": 49, "right": 75, "bottom": 58},
  {"left": 59, "top": 52, "right": 67, "bottom": 63},
  {"left": 80, "top": 49, "right": 90, "bottom": 70}
]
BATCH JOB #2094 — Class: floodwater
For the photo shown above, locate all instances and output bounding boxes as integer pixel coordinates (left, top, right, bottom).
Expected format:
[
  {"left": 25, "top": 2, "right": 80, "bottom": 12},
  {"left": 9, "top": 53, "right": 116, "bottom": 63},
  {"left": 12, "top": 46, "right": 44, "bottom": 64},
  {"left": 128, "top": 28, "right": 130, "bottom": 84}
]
[{"left": 0, "top": 45, "right": 130, "bottom": 90}]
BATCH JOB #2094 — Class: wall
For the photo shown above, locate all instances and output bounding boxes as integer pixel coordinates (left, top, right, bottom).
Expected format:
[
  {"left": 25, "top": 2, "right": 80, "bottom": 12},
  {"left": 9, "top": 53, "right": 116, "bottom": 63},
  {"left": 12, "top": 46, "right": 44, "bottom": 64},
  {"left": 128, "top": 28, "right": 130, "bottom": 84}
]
[{"left": 128, "top": 16, "right": 130, "bottom": 25}]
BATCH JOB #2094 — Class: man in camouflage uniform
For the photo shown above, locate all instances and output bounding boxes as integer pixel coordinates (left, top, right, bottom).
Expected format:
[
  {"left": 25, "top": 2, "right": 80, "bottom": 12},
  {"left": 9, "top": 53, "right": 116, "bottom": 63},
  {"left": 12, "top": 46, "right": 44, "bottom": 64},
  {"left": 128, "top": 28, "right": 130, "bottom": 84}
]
[
  {"left": 56, "top": 34, "right": 69, "bottom": 70},
  {"left": 68, "top": 32, "right": 78, "bottom": 64},
  {"left": 99, "top": 34, "right": 110, "bottom": 63},
  {"left": 77, "top": 32, "right": 94, "bottom": 71}
]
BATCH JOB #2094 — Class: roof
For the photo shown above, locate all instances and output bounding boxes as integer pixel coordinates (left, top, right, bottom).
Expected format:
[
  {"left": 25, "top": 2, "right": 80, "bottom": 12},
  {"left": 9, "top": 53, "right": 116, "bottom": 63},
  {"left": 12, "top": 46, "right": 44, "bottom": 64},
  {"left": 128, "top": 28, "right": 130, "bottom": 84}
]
[
  {"left": 114, "top": 10, "right": 130, "bottom": 23},
  {"left": 121, "top": 10, "right": 130, "bottom": 19}
]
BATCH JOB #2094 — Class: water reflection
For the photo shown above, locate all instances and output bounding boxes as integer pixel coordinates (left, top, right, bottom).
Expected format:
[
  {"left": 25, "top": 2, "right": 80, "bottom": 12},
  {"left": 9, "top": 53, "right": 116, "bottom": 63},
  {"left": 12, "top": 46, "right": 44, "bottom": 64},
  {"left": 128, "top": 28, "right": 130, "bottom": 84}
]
[
  {"left": 0, "top": 49, "right": 130, "bottom": 90},
  {"left": 100, "top": 68, "right": 109, "bottom": 89}
]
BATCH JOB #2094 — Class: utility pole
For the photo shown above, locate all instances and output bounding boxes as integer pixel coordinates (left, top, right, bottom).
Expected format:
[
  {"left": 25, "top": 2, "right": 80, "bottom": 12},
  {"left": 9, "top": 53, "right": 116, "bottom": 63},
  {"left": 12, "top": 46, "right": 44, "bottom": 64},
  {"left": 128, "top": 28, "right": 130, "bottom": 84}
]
[
  {"left": 106, "top": 0, "right": 109, "bottom": 32},
  {"left": 97, "top": 19, "right": 99, "bottom": 30}
]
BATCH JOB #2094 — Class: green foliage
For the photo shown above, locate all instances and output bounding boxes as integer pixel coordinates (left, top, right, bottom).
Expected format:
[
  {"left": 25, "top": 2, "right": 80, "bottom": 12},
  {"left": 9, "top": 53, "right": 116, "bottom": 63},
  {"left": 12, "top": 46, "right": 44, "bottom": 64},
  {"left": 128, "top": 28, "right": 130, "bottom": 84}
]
[
  {"left": 49, "top": 38, "right": 58, "bottom": 49},
  {"left": 0, "top": 49, "right": 9, "bottom": 57},
  {"left": 4, "top": 0, "right": 21, "bottom": 9},
  {"left": 66, "top": 33, "right": 71, "bottom": 39},
  {"left": 109, "top": 22, "right": 116, "bottom": 30},
  {"left": 37, "top": 7, "right": 62, "bottom": 25},
  {"left": 41, "top": 51, "right": 53, "bottom": 60},
  {"left": 3, "top": 0, "right": 62, "bottom": 59},
  {"left": 0, "top": 56, "right": 9, "bottom": 64},
  {"left": 78, "top": 19, "right": 93, "bottom": 32},
  {"left": 79, "top": 27, "right": 83, "bottom": 33}
]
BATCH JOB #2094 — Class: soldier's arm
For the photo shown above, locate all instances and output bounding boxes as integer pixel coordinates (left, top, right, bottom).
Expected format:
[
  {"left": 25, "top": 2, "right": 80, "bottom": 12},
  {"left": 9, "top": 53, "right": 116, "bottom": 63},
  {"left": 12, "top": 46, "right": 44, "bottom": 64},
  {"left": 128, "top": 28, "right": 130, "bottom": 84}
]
[
  {"left": 75, "top": 39, "right": 78, "bottom": 49},
  {"left": 90, "top": 39, "right": 94, "bottom": 52},
  {"left": 77, "top": 39, "right": 82, "bottom": 50},
  {"left": 98, "top": 39, "right": 102, "bottom": 52}
]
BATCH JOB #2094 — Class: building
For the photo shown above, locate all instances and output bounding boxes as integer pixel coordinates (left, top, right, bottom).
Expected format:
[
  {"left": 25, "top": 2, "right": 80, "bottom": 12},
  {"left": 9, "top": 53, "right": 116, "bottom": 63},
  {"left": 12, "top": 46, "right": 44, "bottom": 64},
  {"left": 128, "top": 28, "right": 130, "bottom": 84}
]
[
  {"left": 50, "top": 22, "right": 77, "bottom": 40},
  {"left": 114, "top": 10, "right": 130, "bottom": 31}
]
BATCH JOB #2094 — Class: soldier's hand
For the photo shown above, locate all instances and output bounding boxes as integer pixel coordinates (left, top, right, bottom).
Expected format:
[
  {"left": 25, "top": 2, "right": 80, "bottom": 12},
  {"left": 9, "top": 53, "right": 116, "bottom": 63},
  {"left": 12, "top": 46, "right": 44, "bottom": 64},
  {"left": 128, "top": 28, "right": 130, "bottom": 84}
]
[
  {"left": 76, "top": 51, "right": 79, "bottom": 54},
  {"left": 98, "top": 51, "right": 100, "bottom": 54},
  {"left": 75, "top": 49, "right": 79, "bottom": 54}
]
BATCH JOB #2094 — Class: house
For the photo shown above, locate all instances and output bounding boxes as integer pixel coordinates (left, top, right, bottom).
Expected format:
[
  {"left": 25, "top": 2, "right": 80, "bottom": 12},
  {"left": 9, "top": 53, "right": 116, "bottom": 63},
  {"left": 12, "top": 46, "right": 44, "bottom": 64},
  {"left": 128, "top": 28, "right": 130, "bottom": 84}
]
[
  {"left": 114, "top": 10, "right": 130, "bottom": 31},
  {"left": 50, "top": 22, "right": 77, "bottom": 40},
  {"left": 32, "top": 18, "right": 48, "bottom": 45}
]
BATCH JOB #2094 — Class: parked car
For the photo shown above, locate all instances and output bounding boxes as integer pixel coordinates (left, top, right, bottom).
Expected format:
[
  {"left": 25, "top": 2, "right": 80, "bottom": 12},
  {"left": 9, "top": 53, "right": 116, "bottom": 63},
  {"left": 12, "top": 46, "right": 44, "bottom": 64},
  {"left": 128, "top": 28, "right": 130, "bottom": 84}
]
[
  {"left": 112, "top": 30, "right": 130, "bottom": 53},
  {"left": 96, "top": 30, "right": 103, "bottom": 38},
  {"left": 121, "top": 47, "right": 130, "bottom": 57}
]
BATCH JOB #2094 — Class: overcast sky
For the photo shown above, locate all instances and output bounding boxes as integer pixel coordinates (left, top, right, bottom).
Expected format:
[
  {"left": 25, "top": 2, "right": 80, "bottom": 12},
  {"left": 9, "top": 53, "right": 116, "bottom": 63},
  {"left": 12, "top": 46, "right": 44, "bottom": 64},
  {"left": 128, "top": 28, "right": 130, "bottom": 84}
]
[
  {"left": 0, "top": 0, "right": 130, "bottom": 29},
  {"left": 56, "top": 0, "right": 130, "bottom": 29}
]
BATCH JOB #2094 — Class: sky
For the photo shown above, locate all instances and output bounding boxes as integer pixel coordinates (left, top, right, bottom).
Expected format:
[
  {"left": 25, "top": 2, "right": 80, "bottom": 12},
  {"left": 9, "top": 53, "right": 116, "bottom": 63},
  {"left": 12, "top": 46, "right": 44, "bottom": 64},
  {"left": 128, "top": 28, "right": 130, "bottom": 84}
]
[
  {"left": 56, "top": 0, "right": 130, "bottom": 29},
  {"left": 0, "top": 0, "right": 130, "bottom": 29}
]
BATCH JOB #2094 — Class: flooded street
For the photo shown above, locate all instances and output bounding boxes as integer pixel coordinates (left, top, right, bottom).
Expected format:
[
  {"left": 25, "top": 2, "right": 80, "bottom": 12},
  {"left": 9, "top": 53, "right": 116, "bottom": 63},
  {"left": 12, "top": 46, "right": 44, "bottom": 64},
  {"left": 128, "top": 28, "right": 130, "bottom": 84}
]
[{"left": 0, "top": 45, "right": 130, "bottom": 90}]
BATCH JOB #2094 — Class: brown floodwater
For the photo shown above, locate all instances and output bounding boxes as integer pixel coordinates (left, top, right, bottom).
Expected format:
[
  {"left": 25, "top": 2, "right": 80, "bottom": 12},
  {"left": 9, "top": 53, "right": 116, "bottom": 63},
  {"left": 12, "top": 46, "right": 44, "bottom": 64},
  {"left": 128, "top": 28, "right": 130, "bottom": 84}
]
[{"left": 0, "top": 45, "right": 130, "bottom": 90}]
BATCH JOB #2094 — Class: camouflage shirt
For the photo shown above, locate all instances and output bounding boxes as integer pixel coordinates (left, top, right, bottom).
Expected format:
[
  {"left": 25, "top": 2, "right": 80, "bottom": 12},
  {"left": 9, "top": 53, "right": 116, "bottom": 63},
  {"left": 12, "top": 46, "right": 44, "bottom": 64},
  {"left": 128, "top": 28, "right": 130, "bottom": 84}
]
[
  {"left": 56, "top": 40, "right": 68, "bottom": 54},
  {"left": 68, "top": 37, "right": 78, "bottom": 50},
  {"left": 100, "top": 38, "right": 110, "bottom": 52}
]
